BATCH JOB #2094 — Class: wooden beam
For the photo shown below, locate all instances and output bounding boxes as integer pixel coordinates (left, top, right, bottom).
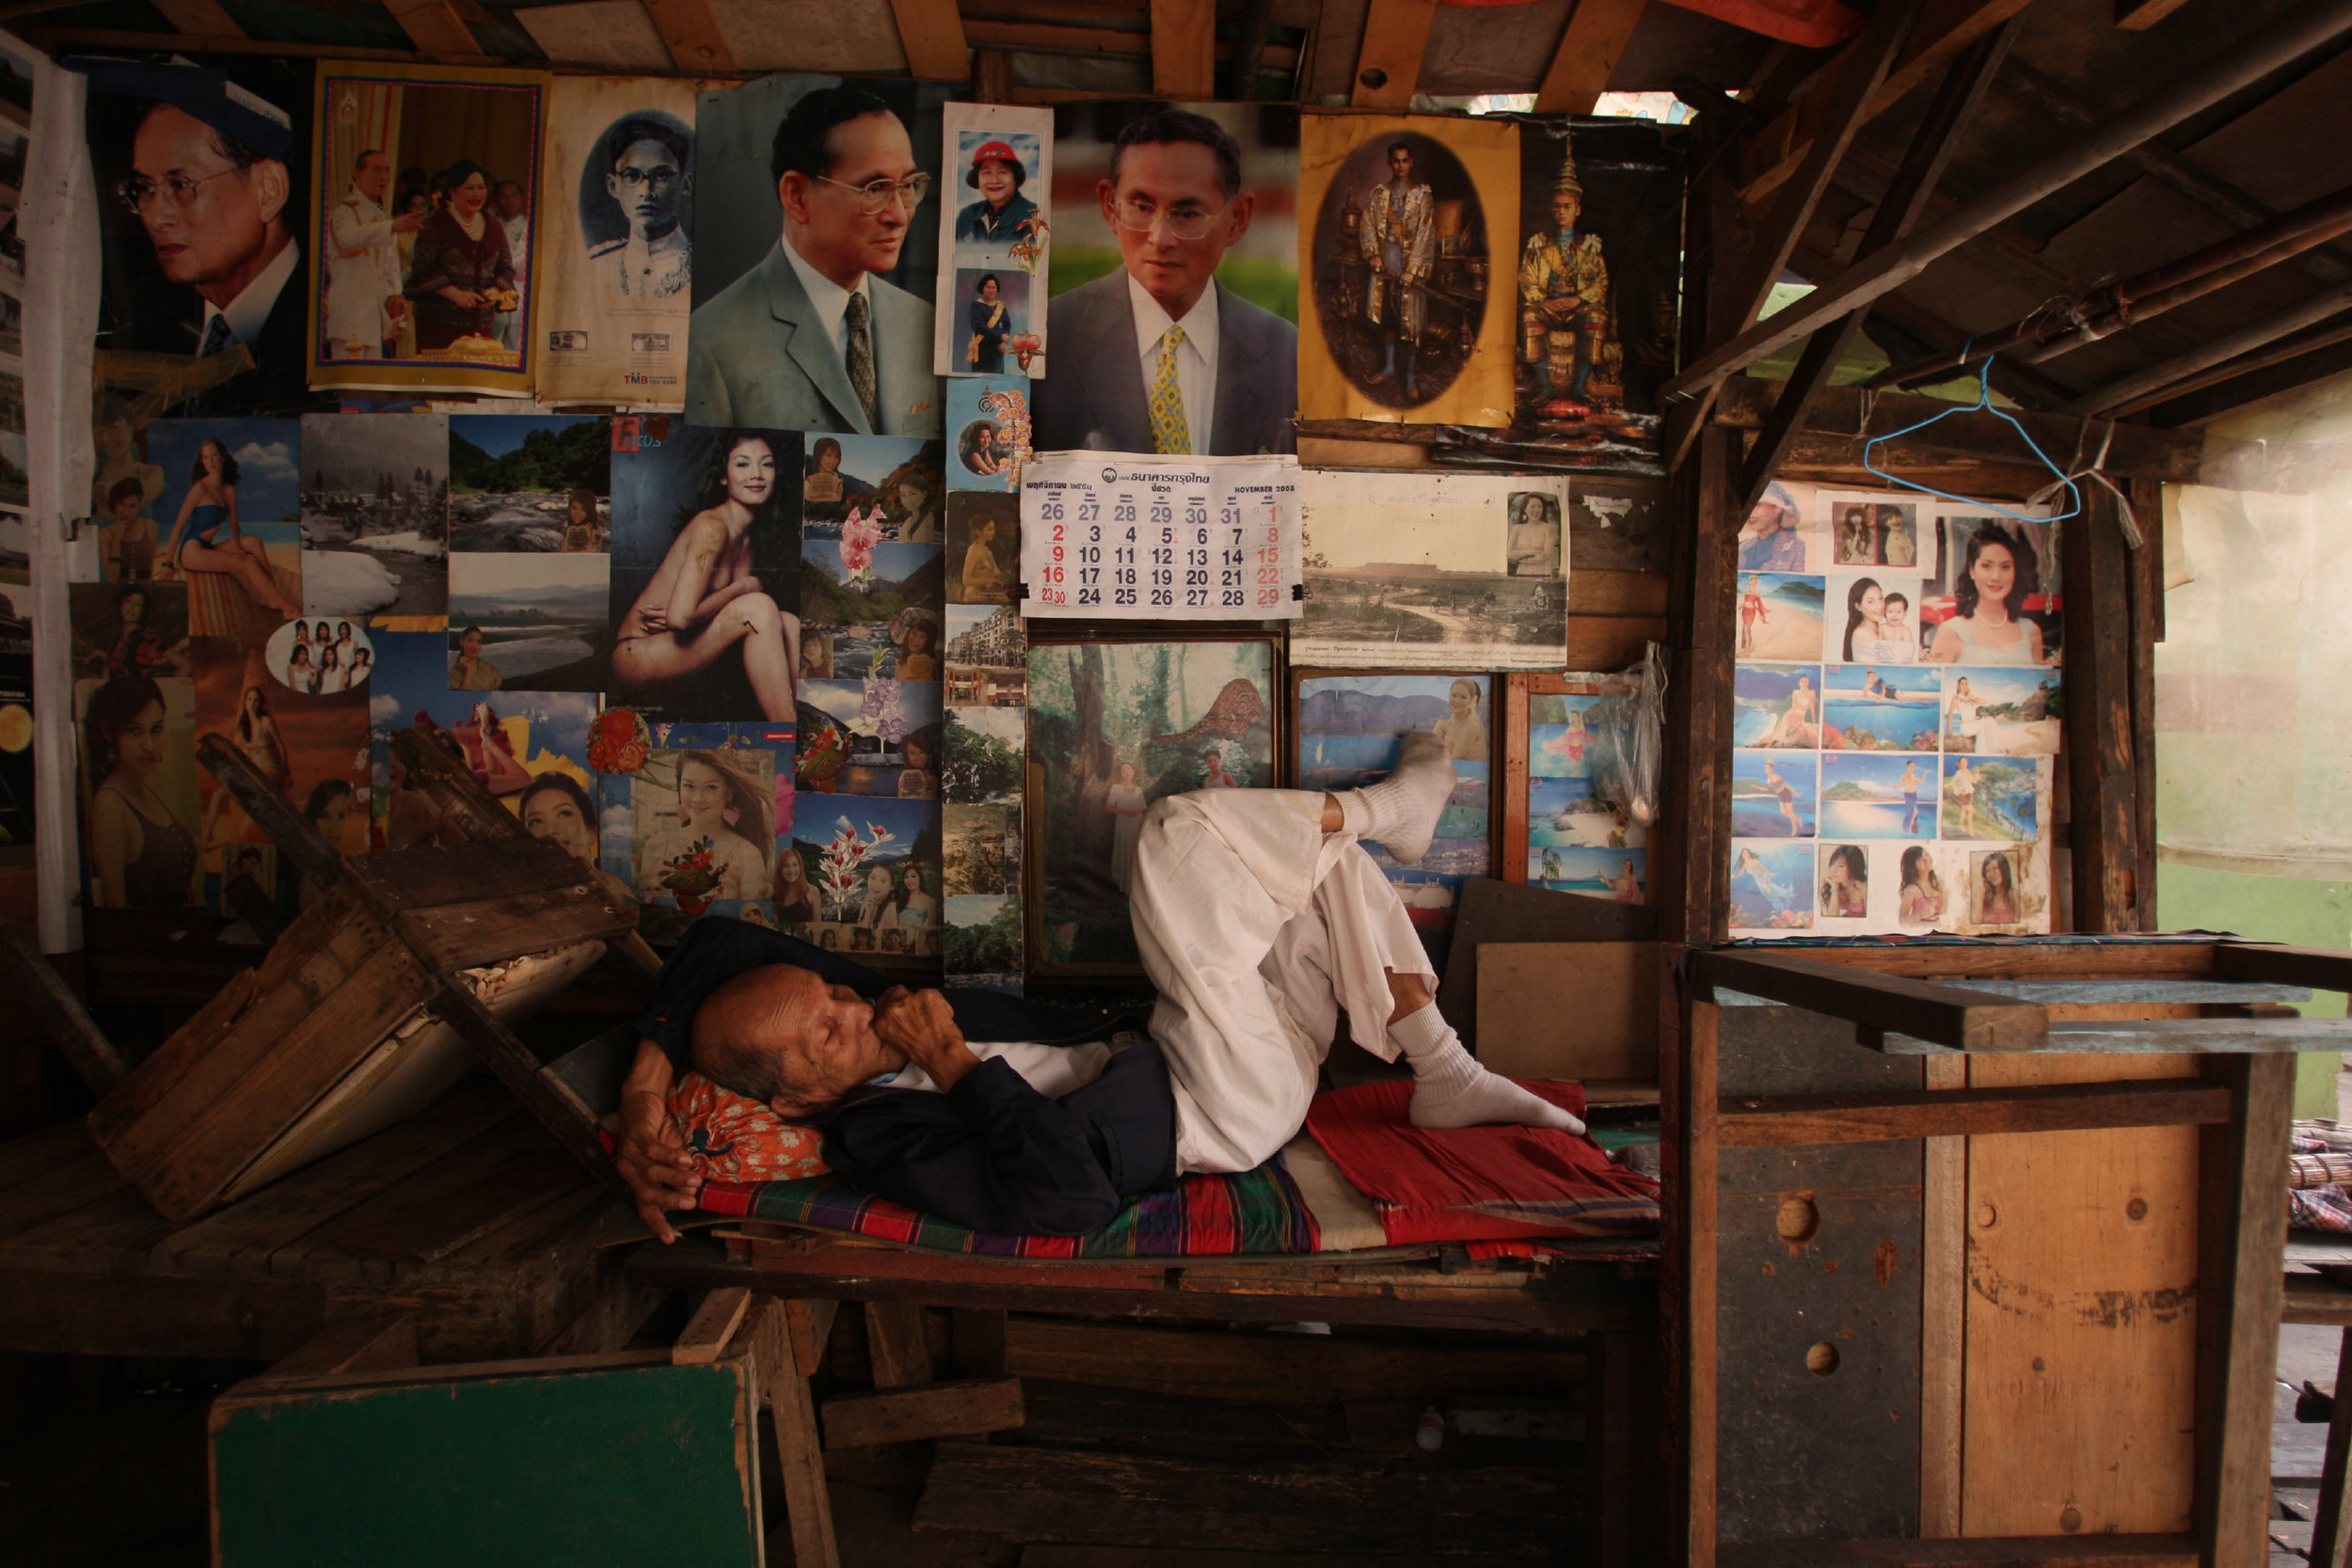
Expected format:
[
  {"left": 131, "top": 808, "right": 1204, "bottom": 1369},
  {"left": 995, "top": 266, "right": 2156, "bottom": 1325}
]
[
  {"left": 1693, "top": 949, "right": 2049, "bottom": 1050},
  {"left": 1727, "top": 0, "right": 1923, "bottom": 335},
  {"left": 1995, "top": 61, "right": 2350, "bottom": 284},
  {"left": 2212, "top": 942, "right": 2352, "bottom": 994},
  {"left": 1713, "top": 376, "right": 2204, "bottom": 483},
  {"left": 27, "top": 25, "right": 497, "bottom": 65},
  {"left": 1351, "top": 0, "right": 1435, "bottom": 109},
  {"left": 640, "top": 0, "right": 735, "bottom": 72},
  {"left": 1870, "top": 1017, "right": 2352, "bottom": 1053},
  {"left": 0, "top": 927, "right": 126, "bottom": 1093},
  {"left": 2193, "top": 1054, "right": 2295, "bottom": 1568},
  {"left": 864, "top": 1300, "right": 934, "bottom": 1388},
  {"left": 1738, "top": 0, "right": 2039, "bottom": 203},
  {"left": 382, "top": 0, "right": 485, "bottom": 58},
  {"left": 1738, "top": 16, "right": 2015, "bottom": 515},
  {"left": 821, "top": 1375, "right": 1025, "bottom": 1449},
  {"left": 1151, "top": 0, "right": 1216, "bottom": 98},
  {"left": 1716, "top": 1536, "right": 2200, "bottom": 1567},
  {"left": 766, "top": 1313, "right": 843, "bottom": 1568},
  {"left": 2061, "top": 486, "right": 2142, "bottom": 930},
  {"left": 1534, "top": 0, "right": 1650, "bottom": 116},
  {"left": 2065, "top": 277, "right": 2352, "bottom": 416},
  {"left": 2113, "top": 0, "right": 2197, "bottom": 27},
  {"left": 2309, "top": 1327, "right": 2352, "bottom": 1566},
  {"left": 889, "top": 0, "right": 969, "bottom": 81},
  {"left": 673, "top": 1287, "right": 752, "bottom": 1365},
  {"left": 1716, "top": 1078, "right": 2232, "bottom": 1148},
  {"left": 2118, "top": 316, "right": 2352, "bottom": 421},
  {"left": 1665, "top": 0, "right": 2352, "bottom": 401},
  {"left": 149, "top": 0, "right": 244, "bottom": 37}
]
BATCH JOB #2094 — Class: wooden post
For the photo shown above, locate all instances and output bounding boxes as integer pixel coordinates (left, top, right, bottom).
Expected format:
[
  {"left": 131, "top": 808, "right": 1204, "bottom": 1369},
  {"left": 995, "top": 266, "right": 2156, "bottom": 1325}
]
[
  {"left": 2311, "top": 1329, "right": 2352, "bottom": 1568},
  {"left": 2193, "top": 1053, "right": 2295, "bottom": 1568},
  {"left": 761, "top": 1299, "right": 843, "bottom": 1568},
  {"left": 1662, "top": 956, "right": 1719, "bottom": 1568},
  {"left": 2061, "top": 489, "right": 2141, "bottom": 932},
  {"left": 0, "top": 926, "right": 125, "bottom": 1092},
  {"left": 865, "top": 1301, "right": 934, "bottom": 1388}
]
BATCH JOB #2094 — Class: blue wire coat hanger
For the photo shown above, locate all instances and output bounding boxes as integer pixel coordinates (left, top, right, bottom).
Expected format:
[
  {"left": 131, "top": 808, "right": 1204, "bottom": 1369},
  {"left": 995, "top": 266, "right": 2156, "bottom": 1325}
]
[{"left": 1862, "top": 356, "right": 2082, "bottom": 524}]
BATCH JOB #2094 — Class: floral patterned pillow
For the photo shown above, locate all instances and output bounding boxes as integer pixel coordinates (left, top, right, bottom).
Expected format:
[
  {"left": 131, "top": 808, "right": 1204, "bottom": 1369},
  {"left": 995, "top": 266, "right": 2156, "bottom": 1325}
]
[{"left": 666, "top": 1070, "right": 828, "bottom": 1185}]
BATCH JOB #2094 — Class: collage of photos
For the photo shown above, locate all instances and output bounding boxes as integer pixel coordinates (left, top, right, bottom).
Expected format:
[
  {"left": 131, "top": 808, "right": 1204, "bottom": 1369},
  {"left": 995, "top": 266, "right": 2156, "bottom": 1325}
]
[
  {"left": 62, "top": 59, "right": 1689, "bottom": 977},
  {"left": 932, "top": 103, "right": 1052, "bottom": 380},
  {"left": 1727, "top": 482, "right": 2063, "bottom": 938}
]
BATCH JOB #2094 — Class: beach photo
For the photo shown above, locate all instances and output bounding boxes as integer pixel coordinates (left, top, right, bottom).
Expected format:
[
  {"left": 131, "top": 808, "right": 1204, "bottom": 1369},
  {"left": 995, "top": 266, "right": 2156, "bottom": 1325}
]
[
  {"left": 1820, "top": 662, "right": 1943, "bottom": 752},
  {"left": 1734, "top": 571, "right": 1824, "bottom": 662},
  {"left": 298, "top": 411, "right": 448, "bottom": 620},
  {"left": 1943, "top": 667, "right": 2061, "bottom": 755},
  {"left": 1820, "top": 753, "right": 1937, "bottom": 839},
  {"left": 446, "top": 551, "right": 611, "bottom": 690},
  {"left": 1732, "top": 663, "right": 1822, "bottom": 750},
  {"left": 448, "top": 414, "right": 611, "bottom": 552},
  {"left": 143, "top": 419, "right": 304, "bottom": 636},
  {"left": 1729, "top": 840, "right": 1814, "bottom": 930},
  {"left": 1942, "top": 755, "right": 2042, "bottom": 842},
  {"left": 1528, "top": 845, "right": 1645, "bottom": 904},
  {"left": 1530, "top": 773, "right": 1640, "bottom": 848},
  {"left": 1731, "top": 751, "right": 1817, "bottom": 838}
]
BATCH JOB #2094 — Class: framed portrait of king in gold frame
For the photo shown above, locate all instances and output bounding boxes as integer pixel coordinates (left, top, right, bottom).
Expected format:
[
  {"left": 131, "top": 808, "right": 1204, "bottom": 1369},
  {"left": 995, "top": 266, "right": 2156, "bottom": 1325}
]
[{"left": 307, "top": 61, "right": 549, "bottom": 398}]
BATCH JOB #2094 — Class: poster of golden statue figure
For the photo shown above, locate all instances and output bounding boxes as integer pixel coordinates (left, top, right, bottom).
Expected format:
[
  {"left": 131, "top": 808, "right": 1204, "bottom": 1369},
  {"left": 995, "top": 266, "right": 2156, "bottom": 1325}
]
[{"left": 1297, "top": 114, "right": 1519, "bottom": 430}]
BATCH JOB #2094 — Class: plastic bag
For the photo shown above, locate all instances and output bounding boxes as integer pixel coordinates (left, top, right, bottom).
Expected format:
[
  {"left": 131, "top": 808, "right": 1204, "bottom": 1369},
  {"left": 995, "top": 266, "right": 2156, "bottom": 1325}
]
[{"left": 1584, "top": 641, "right": 1666, "bottom": 828}]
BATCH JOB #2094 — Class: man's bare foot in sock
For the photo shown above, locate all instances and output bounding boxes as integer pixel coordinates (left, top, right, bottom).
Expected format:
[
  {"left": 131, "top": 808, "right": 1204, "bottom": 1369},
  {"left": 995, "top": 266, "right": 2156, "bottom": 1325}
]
[
  {"left": 1358, "top": 732, "right": 1458, "bottom": 865},
  {"left": 1409, "top": 1042, "right": 1587, "bottom": 1134}
]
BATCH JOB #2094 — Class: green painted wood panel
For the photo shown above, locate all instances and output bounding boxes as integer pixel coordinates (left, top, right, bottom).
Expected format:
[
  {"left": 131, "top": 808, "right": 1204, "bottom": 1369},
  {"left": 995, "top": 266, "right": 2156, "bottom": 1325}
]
[{"left": 212, "top": 1356, "right": 761, "bottom": 1567}]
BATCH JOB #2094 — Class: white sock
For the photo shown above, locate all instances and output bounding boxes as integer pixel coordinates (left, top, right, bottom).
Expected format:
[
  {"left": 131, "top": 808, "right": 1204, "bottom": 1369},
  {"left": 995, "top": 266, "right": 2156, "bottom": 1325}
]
[
  {"left": 1390, "top": 1004, "right": 1584, "bottom": 1135},
  {"left": 1352, "top": 732, "right": 1456, "bottom": 865}
]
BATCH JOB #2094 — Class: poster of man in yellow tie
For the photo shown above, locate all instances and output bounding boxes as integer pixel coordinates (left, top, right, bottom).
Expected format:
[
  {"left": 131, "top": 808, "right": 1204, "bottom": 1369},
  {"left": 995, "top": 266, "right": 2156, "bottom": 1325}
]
[
  {"left": 1297, "top": 114, "right": 1520, "bottom": 430},
  {"left": 1032, "top": 102, "right": 1299, "bottom": 458}
]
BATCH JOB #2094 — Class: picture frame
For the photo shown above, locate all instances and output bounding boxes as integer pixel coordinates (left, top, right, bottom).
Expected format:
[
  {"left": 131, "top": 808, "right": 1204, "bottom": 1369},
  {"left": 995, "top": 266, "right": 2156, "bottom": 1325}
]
[
  {"left": 1022, "top": 630, "right": 1283, "bottom": 977},
  {"left": 1502, "top": 671, "right": 1649, "bottom": 905}
]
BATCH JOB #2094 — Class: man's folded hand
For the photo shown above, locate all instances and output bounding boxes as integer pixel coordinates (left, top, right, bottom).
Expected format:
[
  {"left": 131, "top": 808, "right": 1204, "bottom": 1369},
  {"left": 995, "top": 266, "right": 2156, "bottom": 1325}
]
[{"left": 873, "top": 986, "right": 980, "bottom": 1091}]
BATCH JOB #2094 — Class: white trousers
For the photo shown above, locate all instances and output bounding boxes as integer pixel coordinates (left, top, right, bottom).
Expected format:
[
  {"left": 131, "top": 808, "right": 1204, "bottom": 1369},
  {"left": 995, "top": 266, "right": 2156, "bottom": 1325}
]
[{"left": 1126, "top": 788, "right": 1434, "bottom": 1174}]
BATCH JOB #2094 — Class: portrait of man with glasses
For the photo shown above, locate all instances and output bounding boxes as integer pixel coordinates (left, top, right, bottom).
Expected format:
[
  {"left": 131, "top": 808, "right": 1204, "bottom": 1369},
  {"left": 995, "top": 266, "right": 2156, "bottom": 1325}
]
[
  {"left": 1031, "top": 106, "right": 1296, "bottom": 459},
  {"left": 687, "top": 84, "right": 941, "bottom": 436},
  {"left": 84, "top": 60, "right": 315, "bottom": 416},
  {"left": 589, "top": 117, "right": 693, "bottom": 301}
]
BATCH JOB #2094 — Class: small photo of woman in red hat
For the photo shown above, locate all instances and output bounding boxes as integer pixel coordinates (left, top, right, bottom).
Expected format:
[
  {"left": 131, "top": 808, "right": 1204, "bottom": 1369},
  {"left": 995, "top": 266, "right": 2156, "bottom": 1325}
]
[{"left": 956, "top": 136, "right": 1039, "bottom": 246}]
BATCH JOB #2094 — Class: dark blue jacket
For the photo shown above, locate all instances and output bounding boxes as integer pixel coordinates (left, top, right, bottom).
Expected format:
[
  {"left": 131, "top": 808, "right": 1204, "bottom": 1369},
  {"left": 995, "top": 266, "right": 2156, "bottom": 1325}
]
[{"left": 635, "top": 918, "right": 1178, "bottom": 1235}]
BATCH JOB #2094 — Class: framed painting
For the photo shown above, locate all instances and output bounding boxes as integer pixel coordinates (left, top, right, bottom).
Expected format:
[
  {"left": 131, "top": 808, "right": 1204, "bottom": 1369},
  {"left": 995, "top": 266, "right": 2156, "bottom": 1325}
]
[{"left": 1024, "top": 632, "right": 1281, "bottom": 975}]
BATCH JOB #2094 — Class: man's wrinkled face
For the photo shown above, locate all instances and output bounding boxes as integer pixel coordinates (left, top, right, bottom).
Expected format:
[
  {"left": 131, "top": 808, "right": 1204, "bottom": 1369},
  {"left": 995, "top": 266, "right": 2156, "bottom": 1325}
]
[
  {"left": 1102, "top": 140, "right": 1246, "bottom": 313},
  {"left": 725, "top": 966, "right": 892, "bottom": 1116},
  {"left": 131, "top": 105, "right": 278, "bottom": 291}
]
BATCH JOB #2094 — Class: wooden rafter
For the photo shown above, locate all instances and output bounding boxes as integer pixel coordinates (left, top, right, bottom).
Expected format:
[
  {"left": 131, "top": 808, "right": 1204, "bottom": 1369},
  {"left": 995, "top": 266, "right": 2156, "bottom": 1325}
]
[
  {"left": 1351, "top": 0, "right": 1436, "bottom": 110},
  {"left": 1739, "top": 0, "right": 2040, "bottom": 202},
  {"left": 150, "top": 0, "right": 244, "bottom": 39},
  {"left": 1661, "top": 0, "right": 2352, "bottom": 404},
  {"left": 1151, "top": 0, "right": 1216, "bottom": 98},
  {"left": 382, "top": 0, "right": 487, "bottom": 60},
  {"left": 2113, "top": 0, "right": 2199, "bottom": 31},
  {"left": 1738, "top": 18, "right": 2018, "bottom": 513},
  {"left": 1667, "top": 0, "right": 1923, "bottom": 470},
  {"left": 890, "top": 0, "right": 971, "bottom": 82},
  {"left": 641, "top": 0, "right": 736, "bottom": 73},
  {"left": 1534, "top": 0, "right": 1650, "bottom": 116}
]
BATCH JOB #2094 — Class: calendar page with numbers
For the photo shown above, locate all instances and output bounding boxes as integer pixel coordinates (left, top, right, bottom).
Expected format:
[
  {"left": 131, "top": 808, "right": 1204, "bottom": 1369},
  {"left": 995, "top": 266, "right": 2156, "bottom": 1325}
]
[{"left": 1019, "top": 453, "right": 1303, "bottom": 620}]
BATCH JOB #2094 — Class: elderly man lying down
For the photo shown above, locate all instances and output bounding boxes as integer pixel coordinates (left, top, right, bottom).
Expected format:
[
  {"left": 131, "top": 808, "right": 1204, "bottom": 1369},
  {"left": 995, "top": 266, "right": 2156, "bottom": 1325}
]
[{"left": 615, "top": 736, "right": 1580, "bottom": 1240}]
